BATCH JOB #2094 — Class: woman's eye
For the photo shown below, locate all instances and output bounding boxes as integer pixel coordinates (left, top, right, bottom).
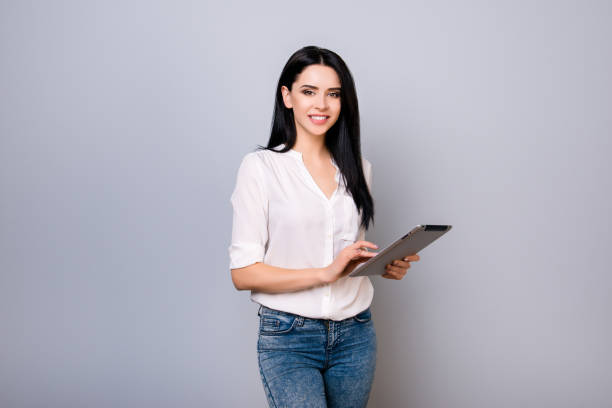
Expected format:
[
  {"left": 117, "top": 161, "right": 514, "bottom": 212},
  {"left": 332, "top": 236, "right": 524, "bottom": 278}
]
[{"left": 301, "top": 90, "right": 340, "bottom": 97}]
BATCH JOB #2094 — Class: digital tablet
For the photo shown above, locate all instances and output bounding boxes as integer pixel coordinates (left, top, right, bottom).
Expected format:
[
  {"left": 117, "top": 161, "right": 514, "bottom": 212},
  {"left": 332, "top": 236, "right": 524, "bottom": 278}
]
[{"left": 348, "top": 225, "right": 452, "bottom": 277}]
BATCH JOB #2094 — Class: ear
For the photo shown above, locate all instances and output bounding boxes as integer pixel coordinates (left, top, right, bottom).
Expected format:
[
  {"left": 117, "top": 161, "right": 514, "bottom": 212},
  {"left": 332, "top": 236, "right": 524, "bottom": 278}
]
[{"left": 281, "top": 86, "right": 293, "bottom": 109}]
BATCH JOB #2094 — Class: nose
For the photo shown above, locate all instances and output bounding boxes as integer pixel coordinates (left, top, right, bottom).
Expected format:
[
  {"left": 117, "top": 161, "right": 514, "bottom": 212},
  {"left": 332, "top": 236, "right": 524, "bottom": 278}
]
[{"left": 314, "top": 92, "right": 328, "bottom": 110}]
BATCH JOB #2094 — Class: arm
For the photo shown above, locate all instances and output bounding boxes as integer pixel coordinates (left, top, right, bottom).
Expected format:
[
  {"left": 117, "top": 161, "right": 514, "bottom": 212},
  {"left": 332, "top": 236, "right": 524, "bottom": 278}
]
[
  {"left": 228, "top": 154, "right": 331, "bottom": 293},
  {"left": 231, "top": 262, "right": 328, "bottom": 293},
  {"left": 228, "top": 154, "right": 378, "bottom": 293},
  {"left": 231, "top": 238, "right": 379, "bottom": 293}
]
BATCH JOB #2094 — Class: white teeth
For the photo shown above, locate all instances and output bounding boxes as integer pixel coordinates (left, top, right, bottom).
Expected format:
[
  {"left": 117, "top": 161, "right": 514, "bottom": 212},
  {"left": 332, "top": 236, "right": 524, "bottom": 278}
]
[{"left": 310, "top": 116, "right": 327, "bottom": 120}]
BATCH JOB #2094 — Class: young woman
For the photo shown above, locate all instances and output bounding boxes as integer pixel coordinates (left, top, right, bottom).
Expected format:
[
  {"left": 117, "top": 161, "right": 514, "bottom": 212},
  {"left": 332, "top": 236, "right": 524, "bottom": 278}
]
[{"left": 229, "top": 46, "right": 420, "bottom": 407}]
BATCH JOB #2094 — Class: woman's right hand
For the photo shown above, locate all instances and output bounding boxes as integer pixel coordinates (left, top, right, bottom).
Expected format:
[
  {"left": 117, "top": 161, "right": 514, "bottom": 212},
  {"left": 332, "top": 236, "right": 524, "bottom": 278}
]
[{"left": 321, "top": 241, "right": 379, "bottom": 284}]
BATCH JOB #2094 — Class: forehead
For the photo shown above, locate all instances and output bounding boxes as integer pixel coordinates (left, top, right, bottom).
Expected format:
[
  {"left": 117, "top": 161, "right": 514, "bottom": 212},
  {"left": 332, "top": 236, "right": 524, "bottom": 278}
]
[{"left": 294, "top": 64, "right": 341, "bottom": 87}]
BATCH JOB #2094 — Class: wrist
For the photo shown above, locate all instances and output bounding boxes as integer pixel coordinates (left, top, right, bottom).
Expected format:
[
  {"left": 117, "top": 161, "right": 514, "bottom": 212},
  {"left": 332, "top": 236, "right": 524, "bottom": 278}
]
[{"left": 318, "top": 266, "right": 334, "bottom": 284}]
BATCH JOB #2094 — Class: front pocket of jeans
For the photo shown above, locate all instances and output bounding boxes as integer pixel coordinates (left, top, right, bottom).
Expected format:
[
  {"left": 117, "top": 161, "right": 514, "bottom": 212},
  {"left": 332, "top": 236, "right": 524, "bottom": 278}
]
[{"left": 259, "top": 313, "right": 297, "bottom": 335}]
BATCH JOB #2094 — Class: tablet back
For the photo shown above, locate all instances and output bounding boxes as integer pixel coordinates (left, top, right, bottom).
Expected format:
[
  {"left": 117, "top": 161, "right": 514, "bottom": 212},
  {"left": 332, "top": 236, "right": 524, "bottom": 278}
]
[{"left": 348, "top": 224, "right": 452, "bottom": 277}]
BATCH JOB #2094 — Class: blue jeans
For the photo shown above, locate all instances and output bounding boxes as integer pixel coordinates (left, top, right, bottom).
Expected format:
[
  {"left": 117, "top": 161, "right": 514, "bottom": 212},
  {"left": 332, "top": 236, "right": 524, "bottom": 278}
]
[{"left": 257, "top": 305, "right": 377, "bottom": 408}]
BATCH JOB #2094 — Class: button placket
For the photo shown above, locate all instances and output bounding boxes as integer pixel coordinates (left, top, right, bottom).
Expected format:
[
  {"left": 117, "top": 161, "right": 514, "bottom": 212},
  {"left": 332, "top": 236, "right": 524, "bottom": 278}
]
[
  {"left": 323, "top": 199, "right": 335, "bottom": 319},
  {"left": 325, "top": 202, "right": 335, "bottom": 264},
  {"left": 281, "top": 144, "right": 342, "bottom": 320}
]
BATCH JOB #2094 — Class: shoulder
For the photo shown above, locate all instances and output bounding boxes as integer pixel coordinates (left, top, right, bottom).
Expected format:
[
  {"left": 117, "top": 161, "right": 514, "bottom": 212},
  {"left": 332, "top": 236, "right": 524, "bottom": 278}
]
[
  {"left": 238, "top": 149, "right": 269, "bottom": 169},
  {"left": 241, "top": 146, "right": 289, "bottom": 170},
  {"left": 233, "top": 151, "right": 270, "bottom": 196},
  {"left": 361, "top": 156, "right": 373, "bottom": 189},
  {"left": 234, "top": 151, "right": 269, "bottom": 185},
  {"left": 236, "top": 148, "right": 284, "bottom": 180},
  {"left": 361, "top": 156, "right": 372, "bottom": 176},
  {"left": 236, "top": 151, "right": 259, "bottom": 172},
  {"left": 361, "top": 157, "right": 371, "bottom": 170}
]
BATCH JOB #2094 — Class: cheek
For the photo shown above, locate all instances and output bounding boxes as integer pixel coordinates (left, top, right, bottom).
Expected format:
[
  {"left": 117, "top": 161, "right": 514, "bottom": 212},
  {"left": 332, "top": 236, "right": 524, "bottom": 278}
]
[
  {"left": 289, "top": 96, "right": 307, "bottom": 113},
  {"left": 331, "top": 101, "right": 341, "bottom": 116},
  {"left": 331, "top": 106, "right": 342, "bottom": 122}
]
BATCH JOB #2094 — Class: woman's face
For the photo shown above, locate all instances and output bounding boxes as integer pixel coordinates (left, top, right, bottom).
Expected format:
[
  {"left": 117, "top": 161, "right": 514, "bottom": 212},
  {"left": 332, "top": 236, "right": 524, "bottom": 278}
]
[{"left": 281, "top": 64, "right": 342, "bottom": 140}]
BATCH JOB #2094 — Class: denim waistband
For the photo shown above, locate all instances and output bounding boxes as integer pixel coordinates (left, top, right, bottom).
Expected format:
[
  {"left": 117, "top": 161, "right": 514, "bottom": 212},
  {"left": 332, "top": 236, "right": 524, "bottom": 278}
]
[{"left": 257, "top": 304, "right": 370, "bottom": 322}]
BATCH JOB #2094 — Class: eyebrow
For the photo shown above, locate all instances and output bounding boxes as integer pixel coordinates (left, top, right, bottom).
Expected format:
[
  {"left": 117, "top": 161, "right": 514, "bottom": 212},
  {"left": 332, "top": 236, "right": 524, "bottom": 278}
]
[{"left": 300, "top": 84, "right": 342, "bottom": 91}]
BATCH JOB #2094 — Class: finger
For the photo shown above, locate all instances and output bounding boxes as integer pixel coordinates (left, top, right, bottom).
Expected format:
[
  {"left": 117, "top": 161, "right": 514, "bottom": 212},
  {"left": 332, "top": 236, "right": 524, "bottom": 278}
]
[
  {"left": 402, "top": 254, "right": 420, "bottom": 262},
  {"left": 392, "top": 259, "right": 412, "bottom": 268},
  {"left": 352, "top": 249, "right": 378, "bottom": 261},
  {"left": 386, "top": 264, "right": 408, "bottom": 275},
  {"left": 386, "top": 264, "right": 408, "bottom": 272},
  {"left": 358, "top": 250, "right": 378, "bottom": 258},
  {"left": 382, "top": 271, "right": 401, "bottom": 280},
  {"left": 354, "top": 240, "right": 379, "bottom": 250}
]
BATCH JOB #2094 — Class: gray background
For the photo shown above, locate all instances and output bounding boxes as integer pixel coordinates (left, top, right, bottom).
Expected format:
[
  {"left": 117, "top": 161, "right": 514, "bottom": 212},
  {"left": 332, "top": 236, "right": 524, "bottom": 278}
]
[{"left": 1, "top": 1, "right": 610, "bottom": 407}]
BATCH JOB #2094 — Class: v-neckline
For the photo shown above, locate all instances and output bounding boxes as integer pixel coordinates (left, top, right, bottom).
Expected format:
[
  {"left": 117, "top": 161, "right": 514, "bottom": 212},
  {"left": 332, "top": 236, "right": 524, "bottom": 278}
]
[{"left": 280, "top": 144, "right": 340, "bottom": 201}]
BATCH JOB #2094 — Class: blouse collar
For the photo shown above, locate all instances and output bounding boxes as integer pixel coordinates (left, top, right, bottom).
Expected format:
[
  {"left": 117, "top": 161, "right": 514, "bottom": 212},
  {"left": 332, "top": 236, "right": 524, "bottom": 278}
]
[
  {"left": 277, "top": 143, "right": 339, "bottom": 169},
  {"left": 277, "top": 143, "right": 302, "bottom": 160}
]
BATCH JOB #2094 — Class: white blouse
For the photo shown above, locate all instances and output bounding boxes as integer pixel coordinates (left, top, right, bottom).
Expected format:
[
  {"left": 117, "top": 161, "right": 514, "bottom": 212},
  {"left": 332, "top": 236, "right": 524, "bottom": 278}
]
[{"left": 228, "top": 143, "right": 373, "bottom": 321}]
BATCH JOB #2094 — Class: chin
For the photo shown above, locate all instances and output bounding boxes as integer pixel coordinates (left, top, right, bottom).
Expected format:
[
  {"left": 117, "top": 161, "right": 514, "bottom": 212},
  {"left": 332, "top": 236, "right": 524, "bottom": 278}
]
[{"left": 310, "top": 128, "right": 330, "bottom": 137}]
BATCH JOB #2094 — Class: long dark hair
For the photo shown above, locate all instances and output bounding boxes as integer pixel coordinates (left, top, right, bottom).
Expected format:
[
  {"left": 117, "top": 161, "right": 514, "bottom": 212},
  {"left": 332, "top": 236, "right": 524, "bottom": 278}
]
[{"left": 256, "top": 45, "right": 375, "bottom": 231}]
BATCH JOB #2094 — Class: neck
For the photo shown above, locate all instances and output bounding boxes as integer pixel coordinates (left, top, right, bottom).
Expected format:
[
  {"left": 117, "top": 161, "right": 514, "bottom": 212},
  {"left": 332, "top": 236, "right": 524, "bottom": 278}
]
[{"left": 292, "top": 132, "right": 328, "bottom": 160}]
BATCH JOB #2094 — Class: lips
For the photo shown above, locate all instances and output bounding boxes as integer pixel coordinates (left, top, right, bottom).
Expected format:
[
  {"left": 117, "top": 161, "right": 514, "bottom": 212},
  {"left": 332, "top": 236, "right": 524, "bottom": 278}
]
[{"left": 308, "top": 114, "right": 329, "bottom": 125}]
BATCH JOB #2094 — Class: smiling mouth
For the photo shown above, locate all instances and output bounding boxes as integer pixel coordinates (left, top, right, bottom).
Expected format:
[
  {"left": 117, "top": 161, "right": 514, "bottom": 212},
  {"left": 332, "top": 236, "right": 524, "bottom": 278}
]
[{"left": 308, "top": 115, "right": 330, "bottom": 124}]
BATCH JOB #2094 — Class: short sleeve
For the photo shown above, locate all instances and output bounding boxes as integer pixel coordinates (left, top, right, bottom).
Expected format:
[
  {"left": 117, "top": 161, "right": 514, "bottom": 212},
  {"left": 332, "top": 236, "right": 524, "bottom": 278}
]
[
  {"left": 357, "top": 158, "right": 372, "bottom": 242},
  {"left": 228, "top": 153, "right": 269, "bottom": 269}
]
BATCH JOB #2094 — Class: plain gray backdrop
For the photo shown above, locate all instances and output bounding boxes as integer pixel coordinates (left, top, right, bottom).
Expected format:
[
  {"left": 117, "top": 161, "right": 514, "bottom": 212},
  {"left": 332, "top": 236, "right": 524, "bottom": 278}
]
[{"left": 1, "top": 1, "right": 610, "bottom": 407}]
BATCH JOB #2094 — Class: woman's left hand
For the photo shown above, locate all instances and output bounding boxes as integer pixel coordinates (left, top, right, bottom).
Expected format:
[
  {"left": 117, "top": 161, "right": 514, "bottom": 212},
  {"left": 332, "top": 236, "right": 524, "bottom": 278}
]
[{"left": 382, "top": 254, "right": 420, "bottom": 280}]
